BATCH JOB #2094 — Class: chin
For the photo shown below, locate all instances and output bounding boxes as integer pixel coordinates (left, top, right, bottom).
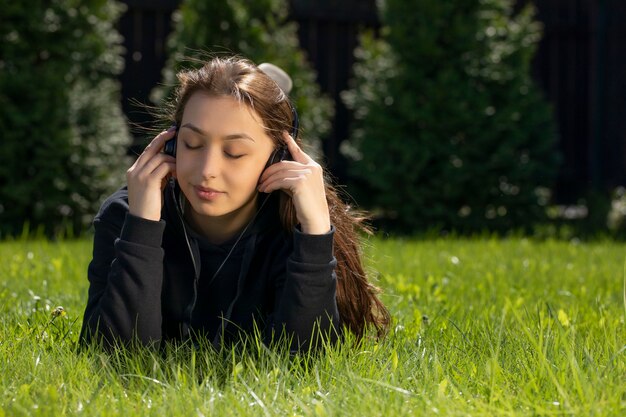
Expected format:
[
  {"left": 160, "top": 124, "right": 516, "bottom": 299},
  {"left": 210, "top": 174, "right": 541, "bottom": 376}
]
[
  {"left": 187, "top": 199, "right": 231, "bottom": 218},
  {"left": 187, "top": 194, "right": 257, "bottom": 219}
]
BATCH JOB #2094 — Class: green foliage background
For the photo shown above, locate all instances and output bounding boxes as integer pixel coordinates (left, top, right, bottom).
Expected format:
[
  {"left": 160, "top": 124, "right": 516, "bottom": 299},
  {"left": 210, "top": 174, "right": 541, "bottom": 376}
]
[
  {"left": 0, "top": 0, "right": 131, "bottom": 237},
  {"left": 342, "top": 0, "right": 560, "bottom": 234}
]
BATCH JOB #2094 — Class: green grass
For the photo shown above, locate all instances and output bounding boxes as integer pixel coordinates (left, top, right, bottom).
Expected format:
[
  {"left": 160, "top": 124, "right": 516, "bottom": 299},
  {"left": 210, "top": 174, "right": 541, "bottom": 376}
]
[{"left": 1, "top": 236, "right": 624, "bottom": 416}]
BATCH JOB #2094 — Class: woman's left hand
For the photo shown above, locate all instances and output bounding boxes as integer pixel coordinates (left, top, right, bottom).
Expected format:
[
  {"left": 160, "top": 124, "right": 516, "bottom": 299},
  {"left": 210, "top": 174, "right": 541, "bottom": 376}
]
[{"left": 258, "top": 131, "right": 331, "bottom": 235}]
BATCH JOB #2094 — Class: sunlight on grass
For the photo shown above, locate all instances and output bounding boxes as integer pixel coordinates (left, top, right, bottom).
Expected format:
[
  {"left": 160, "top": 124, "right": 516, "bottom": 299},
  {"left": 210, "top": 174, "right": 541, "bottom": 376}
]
[{"left": 1, "top": 236, "right": 624, "bottom": 416}]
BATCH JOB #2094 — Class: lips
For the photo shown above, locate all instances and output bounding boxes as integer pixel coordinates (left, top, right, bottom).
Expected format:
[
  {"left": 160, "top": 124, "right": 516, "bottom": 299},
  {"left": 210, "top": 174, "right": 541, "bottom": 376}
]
[
  {"left": 195, "top": 185, "right": 223, "bottom": 193},
  {"left": 194, "top": 185, "right": 224, "bottom": 201}
]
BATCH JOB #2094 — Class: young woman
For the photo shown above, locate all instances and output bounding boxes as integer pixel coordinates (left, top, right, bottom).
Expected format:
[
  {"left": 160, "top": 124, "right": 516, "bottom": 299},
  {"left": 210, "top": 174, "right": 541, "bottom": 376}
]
[{"left": 79, "top": 56, "right": 389, "bottom": 351}]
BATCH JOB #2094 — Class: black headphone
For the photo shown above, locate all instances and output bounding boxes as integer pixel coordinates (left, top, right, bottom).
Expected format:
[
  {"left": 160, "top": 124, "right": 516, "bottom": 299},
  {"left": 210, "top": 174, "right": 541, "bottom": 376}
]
[
  {"left": 163, "top": 104, "right": 299, "bottom": 167},
  {"left": 264, "top": 105, "right": 299, "bottom": 167}
]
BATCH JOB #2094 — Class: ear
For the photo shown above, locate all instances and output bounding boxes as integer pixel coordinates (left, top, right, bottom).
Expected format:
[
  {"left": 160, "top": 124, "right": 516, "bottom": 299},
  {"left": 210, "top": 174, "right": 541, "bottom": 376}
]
[{"left": 263, "top": 148, "right": 281, "bottom": 171}]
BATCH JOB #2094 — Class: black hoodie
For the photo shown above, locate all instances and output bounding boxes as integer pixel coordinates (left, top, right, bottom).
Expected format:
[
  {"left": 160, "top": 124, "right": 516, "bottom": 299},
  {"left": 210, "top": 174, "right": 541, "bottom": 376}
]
[{"left": 79, "top": 180, "right": 340, "bottom": 350}]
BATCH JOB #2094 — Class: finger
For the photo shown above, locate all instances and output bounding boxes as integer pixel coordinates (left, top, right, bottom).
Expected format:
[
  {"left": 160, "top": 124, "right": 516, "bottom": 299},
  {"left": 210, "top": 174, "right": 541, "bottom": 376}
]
[
  {"left": 142, "top": 153, "right": 176, "bottom": 176},
  {"left": 154, "top": 162, "right": 177, "bottom": 193},
  {"left": 283, "top": 131, "right": 312, "bottom": 164},
  {"left": 135, "top": 131, "right": 173, "bottom": 171},
  {"left": 259, "top": 166, "right": 310, "bottom": 187},
  {"left": 138, "top": 128, "right": 176, "bottom": 163},
  {"left": 259, "top": 169, "right": 311, "bottom": 192},
  {"left": 259, "top": 160, "right": 304, "bottom": 183},
  {"left": 259, "top": 176, "right": 303, "bottom": 196},
  {"left": 131, "top": 153, "right": 176, "bottom": 181},
  {"left": 152, "top": 161, "right": 176, "bottom": 180}
]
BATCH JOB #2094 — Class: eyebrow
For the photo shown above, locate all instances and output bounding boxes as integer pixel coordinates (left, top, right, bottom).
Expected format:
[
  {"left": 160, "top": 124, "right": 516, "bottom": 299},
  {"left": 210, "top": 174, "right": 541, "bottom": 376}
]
[{"left": 180, "top": 123, "right": 256, "bottom": 142}]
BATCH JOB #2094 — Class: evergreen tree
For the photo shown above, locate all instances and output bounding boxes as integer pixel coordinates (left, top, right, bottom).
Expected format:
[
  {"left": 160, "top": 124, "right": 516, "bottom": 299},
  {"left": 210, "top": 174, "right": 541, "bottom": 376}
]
[
  {"left": 342, "top": 0, "right": 560, "bottom": 233},
  {"left": 0, "top": 0, "right": 131, "bottom": 237},
  {"left": 152, "top": 0, "right": 333, "bottom": 151}
]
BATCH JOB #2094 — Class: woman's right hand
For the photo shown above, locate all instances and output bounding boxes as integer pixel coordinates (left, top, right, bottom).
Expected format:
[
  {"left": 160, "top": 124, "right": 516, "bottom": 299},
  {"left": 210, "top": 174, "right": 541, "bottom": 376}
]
[{"left": 126, "top": 128, "right": 177, "bottom": 221}]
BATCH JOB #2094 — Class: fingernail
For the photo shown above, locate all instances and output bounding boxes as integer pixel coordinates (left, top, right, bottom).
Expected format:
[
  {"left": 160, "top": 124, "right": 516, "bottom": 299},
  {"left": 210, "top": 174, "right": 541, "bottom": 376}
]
[{"left": 167, "top": 125, "right": 177, "bottom": 132}]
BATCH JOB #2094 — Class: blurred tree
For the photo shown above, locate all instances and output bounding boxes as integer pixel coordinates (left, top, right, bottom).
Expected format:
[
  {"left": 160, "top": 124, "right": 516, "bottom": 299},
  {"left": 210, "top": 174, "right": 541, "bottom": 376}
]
[
  {"left": 342, "top": 0, "right": 560, "bottom": 234},
  {"left": 0, "top": 0, "right": 131, "bottom": 237},
  {"left": 152, "top": 0, "right": 333, "bottom": 153}
]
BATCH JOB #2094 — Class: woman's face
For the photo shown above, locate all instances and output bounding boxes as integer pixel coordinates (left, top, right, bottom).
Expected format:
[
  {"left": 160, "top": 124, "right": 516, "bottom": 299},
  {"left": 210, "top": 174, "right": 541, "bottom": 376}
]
[{"left": 176, "top": 93, "right": 276, "bottom": 220}]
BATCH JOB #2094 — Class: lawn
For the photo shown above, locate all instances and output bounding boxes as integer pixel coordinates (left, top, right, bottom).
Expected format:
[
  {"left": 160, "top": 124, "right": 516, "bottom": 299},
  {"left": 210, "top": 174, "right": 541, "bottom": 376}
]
[{"left": 0, "top": 236, "right": 624, "bottom": 416}]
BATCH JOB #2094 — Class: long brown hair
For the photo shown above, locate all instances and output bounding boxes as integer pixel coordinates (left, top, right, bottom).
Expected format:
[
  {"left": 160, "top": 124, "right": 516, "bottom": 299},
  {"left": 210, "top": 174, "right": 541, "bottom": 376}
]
[{"left": 165, "top": 56, "right": 390, "bottom": 339}]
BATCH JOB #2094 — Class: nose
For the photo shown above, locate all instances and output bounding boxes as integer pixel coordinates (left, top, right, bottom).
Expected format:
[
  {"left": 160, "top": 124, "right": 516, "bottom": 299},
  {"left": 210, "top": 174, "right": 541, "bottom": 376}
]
[{"left": 198, "top": 146, "right": 222, "bottom": 179}]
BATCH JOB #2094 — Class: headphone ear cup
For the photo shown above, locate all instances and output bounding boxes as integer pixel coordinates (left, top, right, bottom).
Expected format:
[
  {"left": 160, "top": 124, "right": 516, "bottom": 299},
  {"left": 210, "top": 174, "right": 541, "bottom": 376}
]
[
  {"left": 164, "top": 136, "right": 177, "bottom": 157},
  {"left": 163, "top": 125, "right": 178, "bottom": 157},
  {"left": 263, "top": 147, "right": 288, "bottom": 171},
  {"left": 277, "top": 147, "right": 288, "bottom": 162}
]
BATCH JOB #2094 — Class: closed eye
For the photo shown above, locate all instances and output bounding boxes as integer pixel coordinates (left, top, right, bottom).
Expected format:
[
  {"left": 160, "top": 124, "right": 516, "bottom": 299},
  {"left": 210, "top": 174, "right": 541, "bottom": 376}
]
[
  {"left": 183, "top": 142, "right": 245, "bottom": 159},
  {"left": 183, "top": 142, "right": 202, "bottom": 150}
]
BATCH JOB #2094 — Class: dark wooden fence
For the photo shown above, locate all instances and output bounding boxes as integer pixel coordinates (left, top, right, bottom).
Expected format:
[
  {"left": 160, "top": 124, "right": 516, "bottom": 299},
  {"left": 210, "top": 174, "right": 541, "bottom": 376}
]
[
  {"left": 288, "top": 0, "right": 379, "bottom": 182},
  {"left": 117, "top": 0, "right": 176, "bottom": 137},
  {"left": 529, "top": 0, "right": 626, "bottom": 201},
  {"left": 117, "top": 0, "right": 626, "bottom": 202}
]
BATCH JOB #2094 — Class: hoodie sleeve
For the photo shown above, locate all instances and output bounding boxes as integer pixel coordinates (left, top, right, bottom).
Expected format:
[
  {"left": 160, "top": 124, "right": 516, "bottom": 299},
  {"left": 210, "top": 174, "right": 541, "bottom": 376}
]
[
  {"left": 269, "top": 225, "right": 341, "bottom": 351},
  {"left": 79, "top": 189, "right": 165, "bottom": 348}
]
